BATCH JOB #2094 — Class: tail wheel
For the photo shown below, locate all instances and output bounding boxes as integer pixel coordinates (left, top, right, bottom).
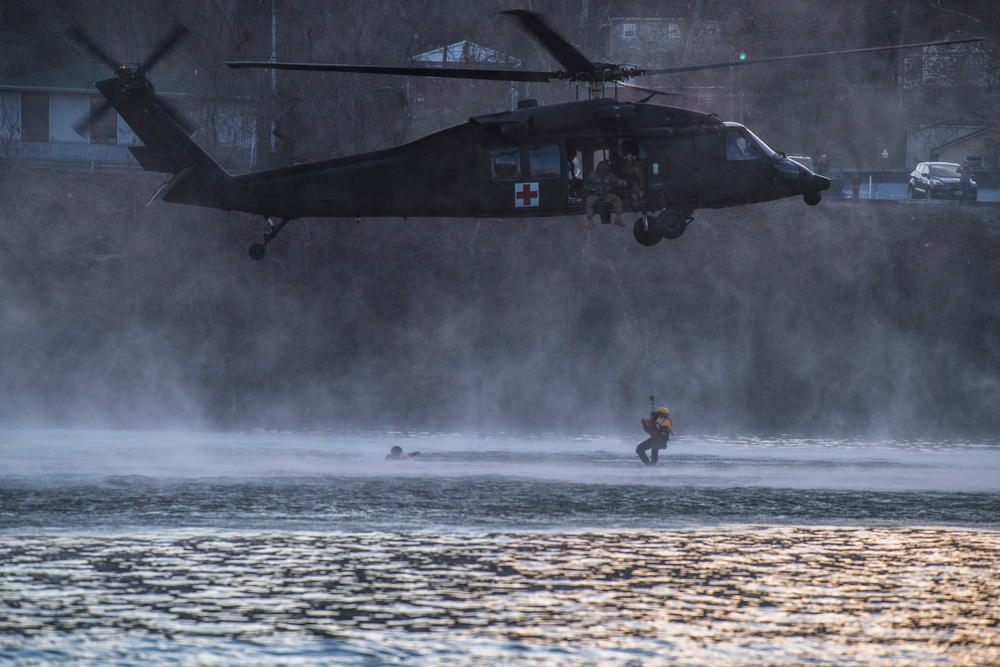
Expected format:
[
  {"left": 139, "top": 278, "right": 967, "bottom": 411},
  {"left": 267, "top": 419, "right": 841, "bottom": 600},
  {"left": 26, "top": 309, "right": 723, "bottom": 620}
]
[
  {"left": 803, "top": 192, "right": 822, "bottom": 206},
  {"left": 248, "top": 216, "right": 294, "bottom": 261},
  {"left": 656, "top": 209, "right": 688, "bottom": 240},
  {"left": 633, "top": 216, "right": 661, "bottom": 246},
  {"left": 249, "top": 243, "right": 267, "bottom": 261}
]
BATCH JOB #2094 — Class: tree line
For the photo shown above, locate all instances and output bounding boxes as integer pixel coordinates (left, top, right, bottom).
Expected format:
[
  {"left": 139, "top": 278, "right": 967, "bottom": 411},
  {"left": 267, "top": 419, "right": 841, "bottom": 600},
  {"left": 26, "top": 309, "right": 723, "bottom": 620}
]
[{"left": 3, "top": 0, "right": 996, "bottom": 169}]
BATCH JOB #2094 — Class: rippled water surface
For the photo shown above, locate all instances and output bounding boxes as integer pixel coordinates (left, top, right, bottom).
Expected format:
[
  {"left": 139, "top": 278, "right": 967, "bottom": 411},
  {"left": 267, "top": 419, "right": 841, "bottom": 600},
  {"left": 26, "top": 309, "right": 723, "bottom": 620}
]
[{"left": 2, "top": 431, "right": 998, "bottom": 665}]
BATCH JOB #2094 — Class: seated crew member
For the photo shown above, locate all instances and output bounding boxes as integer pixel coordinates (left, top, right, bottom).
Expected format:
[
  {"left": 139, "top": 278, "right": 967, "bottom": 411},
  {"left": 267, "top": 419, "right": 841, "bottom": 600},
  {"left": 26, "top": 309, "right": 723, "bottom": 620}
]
[
  {"left": 622, "top": 153, "right": 646, "bottom": 207},
  {"left": 636, "top": 407, "right": 672, "bottom": 465},
  {"left": 726, "top": 133, "right": 754, "bottom": 160},
  {"left": 385, "top": 445, "right": 420, "bottom": 460},
  {"left": 583, "top": 160, "right": 626, "bottom": 229}
]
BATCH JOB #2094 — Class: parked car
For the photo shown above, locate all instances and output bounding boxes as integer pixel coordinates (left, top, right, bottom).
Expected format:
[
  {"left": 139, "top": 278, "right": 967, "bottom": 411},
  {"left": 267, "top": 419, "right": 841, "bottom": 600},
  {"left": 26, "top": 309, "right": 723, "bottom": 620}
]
[
  {"left": 908, "top": 162, "right": 977, "bottom": 200},
  {"left": 787, "top": 155, "right": 814, "bottom": 171}
]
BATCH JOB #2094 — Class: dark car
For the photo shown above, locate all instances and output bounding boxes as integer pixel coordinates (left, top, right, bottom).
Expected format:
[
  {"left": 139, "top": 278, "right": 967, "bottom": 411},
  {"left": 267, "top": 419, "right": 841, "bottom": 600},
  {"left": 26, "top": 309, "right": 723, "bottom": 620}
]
[{"left": 908, "top": 161, "right": 977, "bottom": 200}]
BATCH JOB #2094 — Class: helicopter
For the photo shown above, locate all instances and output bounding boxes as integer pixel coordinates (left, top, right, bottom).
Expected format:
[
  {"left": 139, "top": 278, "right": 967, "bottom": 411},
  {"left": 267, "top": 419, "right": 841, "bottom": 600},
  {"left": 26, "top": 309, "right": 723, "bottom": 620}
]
[{"left": 69, "top": 11, "right": 981, "bottom": 260}]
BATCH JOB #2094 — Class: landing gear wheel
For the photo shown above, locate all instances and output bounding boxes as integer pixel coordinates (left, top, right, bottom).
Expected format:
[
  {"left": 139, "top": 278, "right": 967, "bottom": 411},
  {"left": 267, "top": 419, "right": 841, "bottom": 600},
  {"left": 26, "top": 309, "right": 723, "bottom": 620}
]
[
  {"left": 249, "top": 243, "right": 267, "bottom": 261},
  {"left": 656, "top": 209, "right": 688, "bottom": 240},
  {"left": 633, "top": 216, "right": 661, "bottom": 246},
  {"left": 804, "top": 192, "right": 822, "bottom": 206},
  {"left": 248, "top": 216, "right": 294, "bottom": 261}
]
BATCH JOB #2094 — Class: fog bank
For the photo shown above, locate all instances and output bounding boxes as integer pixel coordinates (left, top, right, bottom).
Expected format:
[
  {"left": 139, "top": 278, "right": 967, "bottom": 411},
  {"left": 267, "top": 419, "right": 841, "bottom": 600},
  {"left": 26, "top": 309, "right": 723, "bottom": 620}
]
[{"left": 2, "top": 172, "right": 998, "bottom": 437}]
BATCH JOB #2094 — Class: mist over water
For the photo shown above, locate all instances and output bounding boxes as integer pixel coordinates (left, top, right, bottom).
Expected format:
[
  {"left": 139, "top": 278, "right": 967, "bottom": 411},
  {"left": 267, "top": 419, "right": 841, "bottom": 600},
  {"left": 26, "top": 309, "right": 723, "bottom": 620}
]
[
  {"left": 3, "top": 430, "right": 999, "bottom": 532},
  {"left": 3, "top": 170, "right": 1000, "bottom": 438}
]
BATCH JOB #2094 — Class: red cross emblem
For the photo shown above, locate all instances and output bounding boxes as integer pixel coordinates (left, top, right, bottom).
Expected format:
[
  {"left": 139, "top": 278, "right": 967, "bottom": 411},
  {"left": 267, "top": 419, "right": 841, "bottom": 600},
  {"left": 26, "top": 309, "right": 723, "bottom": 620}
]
[{"left": 514, "top": 182, "right": 539, "bottom": 207}]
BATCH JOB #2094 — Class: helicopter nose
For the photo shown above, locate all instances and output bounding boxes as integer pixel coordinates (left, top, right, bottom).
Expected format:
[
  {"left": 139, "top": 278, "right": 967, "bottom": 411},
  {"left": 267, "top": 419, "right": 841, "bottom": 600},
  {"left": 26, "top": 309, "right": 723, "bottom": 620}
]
[
  {"left": 808, "top": 173, "right": 831, "bottom": 192},
  {"left": 789, "top": 158, "right": 830, "bottom": 192},
  {"left": 776, "top": 157, "right": 828, "bottom": 190}
]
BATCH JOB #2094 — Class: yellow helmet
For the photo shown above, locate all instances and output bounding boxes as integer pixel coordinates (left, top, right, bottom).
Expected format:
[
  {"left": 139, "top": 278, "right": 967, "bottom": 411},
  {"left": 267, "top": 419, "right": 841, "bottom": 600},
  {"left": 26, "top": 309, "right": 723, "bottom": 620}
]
[{"left": 656, "top": 407, "right": 670, "bottom": 417}]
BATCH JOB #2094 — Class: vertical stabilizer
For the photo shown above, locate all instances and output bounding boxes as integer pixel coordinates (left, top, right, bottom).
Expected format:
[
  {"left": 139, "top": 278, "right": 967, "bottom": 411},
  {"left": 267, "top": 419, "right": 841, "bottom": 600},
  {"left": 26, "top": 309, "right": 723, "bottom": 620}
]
[{"left": 97, "top": 76, "right": 231, "bottom": 210}]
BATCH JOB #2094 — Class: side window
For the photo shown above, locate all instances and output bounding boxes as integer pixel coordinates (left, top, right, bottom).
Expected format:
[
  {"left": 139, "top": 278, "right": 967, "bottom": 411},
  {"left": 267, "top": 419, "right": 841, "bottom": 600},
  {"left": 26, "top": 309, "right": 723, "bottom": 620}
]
[
  {"left": 725, "top": 131, "right": 761, "bottom": 161},
  {"left": 21, "top": 92, "right": 49, "bottom": 142},
  {"left": 491, "top": 148, "right": 521, "bottom": 181},
  {"left": 529, "top": 145, "right": 561, "bottom": 179},
  {"left": 90, "top": 96, "right": 117, "bottom": 144}
]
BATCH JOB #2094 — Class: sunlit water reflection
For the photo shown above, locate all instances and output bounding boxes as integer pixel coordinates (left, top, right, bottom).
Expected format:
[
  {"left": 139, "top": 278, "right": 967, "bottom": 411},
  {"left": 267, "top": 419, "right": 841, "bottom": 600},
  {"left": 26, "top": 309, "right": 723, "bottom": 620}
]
[{"left": 1, "top": 431, "right": 998, "bottom": 665}]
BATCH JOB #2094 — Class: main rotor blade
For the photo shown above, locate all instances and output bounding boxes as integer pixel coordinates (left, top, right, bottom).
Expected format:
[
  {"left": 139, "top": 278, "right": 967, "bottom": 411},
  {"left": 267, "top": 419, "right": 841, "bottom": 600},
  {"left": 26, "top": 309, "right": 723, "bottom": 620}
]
[
  {"left": 226, "top": 60, "right": 557, "bottom": 83},
  {"left": 640, "top": 36, "right": 984, "bottom": 77},
  {"left": 142, "top": 22, "right": 188, "bottom": 72},
  {"left": 615, "top": 80, "right": 680, "bottom": 98},
  {"left": 502, "top": 10, "right": 598, "bottom": 77},
  {"left": 65, "top": 25, "right": 120, "bottom": 71}
]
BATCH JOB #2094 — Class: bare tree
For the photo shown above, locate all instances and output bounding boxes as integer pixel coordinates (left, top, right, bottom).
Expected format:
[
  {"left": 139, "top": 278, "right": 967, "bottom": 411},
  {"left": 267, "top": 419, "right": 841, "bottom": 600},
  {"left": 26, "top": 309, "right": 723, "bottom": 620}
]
[{"left": 0, "top": 98, "right": 22, "bottom": 172}]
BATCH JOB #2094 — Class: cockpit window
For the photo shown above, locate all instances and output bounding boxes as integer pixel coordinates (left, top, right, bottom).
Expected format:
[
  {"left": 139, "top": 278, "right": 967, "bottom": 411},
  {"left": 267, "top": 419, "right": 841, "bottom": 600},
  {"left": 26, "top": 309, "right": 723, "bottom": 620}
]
[
  {"left": 743, "top": 128, "right": 776, "bottom": 158},
  {"left": 725, "top": 131, "right": 763, "bottom": 161}
]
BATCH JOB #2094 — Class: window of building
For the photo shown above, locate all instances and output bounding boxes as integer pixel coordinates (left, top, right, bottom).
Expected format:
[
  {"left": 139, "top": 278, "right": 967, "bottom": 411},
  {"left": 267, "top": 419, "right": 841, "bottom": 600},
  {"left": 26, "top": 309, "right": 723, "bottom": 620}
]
[
  {"left": 622, "top": 23, "right": 637, "bottom": 39},
  {"left": 21, "top": 92, "right": 49, "bottom": 142},
  {"left": 90, "top": 96, "right": 117, "bottom": 144},
  {"left": 668, "top": 22, "right": 681, "bottom": 39}
]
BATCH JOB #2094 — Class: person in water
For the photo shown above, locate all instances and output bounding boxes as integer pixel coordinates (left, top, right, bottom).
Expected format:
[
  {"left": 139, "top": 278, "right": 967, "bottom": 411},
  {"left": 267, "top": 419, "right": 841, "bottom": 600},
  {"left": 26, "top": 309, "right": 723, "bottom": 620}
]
[
  {"left": 385, "top": 445, "right": 420, "bottom": 460},
  {"left": 636, "top": 407, "right": 672, "bottom": 465}
]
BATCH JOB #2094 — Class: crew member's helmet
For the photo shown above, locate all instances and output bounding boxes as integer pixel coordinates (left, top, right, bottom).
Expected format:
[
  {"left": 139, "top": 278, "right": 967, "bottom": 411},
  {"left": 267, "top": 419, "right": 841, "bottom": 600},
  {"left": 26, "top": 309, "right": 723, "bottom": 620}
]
[
  {"left": 596, "top": 160, "right": 610, "bottom": 175},
  {"left": 656, "top": 407, "right": 670, "bottom": 417}
]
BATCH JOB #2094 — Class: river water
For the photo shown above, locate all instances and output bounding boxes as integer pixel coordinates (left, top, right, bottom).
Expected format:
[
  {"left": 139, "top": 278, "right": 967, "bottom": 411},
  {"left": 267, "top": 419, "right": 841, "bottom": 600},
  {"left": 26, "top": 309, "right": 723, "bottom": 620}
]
[{"left": 1, "top": 430, "right": 998, "bottom": 666}]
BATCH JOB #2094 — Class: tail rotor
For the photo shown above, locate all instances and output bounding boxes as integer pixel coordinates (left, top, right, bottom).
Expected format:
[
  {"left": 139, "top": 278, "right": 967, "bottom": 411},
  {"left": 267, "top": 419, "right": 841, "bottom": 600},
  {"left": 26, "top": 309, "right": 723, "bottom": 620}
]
[{"left": 66, "top": 22, "right": 190, "bottom": 137}]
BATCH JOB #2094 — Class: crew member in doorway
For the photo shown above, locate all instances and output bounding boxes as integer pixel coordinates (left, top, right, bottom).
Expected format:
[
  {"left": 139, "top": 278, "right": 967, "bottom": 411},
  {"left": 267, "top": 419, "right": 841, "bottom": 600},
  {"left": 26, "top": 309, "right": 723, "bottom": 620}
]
[
  {"left": 622, "top": 153, "right": 646, "bottom": 207},
  {"left": 584, "top": 160, "right": 626, "bottom": 229},
  {"left": 636, "top": 407, "right": 672, "bottom": 465},
  {"left": 385, "top": 445, "right": 420, "bottom": 460}
]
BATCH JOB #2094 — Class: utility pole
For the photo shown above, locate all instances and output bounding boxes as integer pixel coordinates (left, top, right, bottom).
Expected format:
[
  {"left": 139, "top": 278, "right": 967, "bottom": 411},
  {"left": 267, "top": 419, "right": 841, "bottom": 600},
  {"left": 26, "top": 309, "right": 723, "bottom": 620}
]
[
  {"left": 682, "top": 0, "right": 705, "bottom": 65},
  {"left": 271, "top": 0, "right": 277, "bottom": 155}
]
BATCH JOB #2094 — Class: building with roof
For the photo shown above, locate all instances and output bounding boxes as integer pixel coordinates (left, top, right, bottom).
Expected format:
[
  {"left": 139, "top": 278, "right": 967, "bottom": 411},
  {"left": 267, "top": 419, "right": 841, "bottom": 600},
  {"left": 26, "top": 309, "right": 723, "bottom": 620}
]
[
  {"left": 0, "top": 62, "right": 253, "bottom": 173},
  {"left": 407, "top": 40, "right": 524, "bottom": 135},
  {"left": 906, "top": 124, "right": 1000, "bottom": 169}
]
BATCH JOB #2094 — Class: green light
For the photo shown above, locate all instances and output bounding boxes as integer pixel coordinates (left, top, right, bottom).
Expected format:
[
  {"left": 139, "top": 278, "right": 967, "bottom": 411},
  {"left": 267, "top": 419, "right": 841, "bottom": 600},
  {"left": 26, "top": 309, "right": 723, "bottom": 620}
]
[{"left": 739, "top": 53, "right": 747, "bottom": 61}]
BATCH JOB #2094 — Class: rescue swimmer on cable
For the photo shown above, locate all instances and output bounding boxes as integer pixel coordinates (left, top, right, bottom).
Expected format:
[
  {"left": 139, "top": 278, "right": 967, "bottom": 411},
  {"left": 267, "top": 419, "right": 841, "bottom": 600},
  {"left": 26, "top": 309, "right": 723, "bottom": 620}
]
[{"left": 636, "top": 396, "right": 672, "bottom": 465}]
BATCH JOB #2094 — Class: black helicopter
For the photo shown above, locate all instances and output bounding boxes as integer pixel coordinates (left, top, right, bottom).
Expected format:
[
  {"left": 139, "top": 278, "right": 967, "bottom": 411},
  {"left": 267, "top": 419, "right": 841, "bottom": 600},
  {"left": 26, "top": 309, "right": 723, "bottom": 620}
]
[{"left": 70, "top": 11, "right": 980, "bottom": 259}]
